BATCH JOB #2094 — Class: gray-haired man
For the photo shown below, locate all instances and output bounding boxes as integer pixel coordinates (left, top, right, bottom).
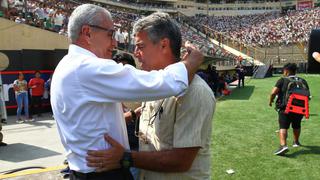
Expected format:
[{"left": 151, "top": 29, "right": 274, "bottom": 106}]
[
  {"left": 51, "top": 4, "right": 204, "bottom": 180},
  {"left": 86, "top": 12, "right": 215, "bottom": 180}
]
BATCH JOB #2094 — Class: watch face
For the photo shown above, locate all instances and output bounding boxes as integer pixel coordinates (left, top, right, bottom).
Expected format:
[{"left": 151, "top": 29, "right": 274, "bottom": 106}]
[
  {"left": 122, "top": 152, "right": 133, "bottom": 168},
  {"left": 123, "top": 160, "right": 131, "bottom": 168}
]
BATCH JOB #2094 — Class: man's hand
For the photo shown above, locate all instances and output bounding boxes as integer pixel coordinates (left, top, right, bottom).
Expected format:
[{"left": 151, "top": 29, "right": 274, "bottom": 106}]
[
  {"left": 181, "top": 41, "right": 204, "bottom": 83},
  {"left": 269, "top": 101, "right": 273, "bottom": 107},
  {"left": 182, "top": 41, "right": 204, "bottom": 69},
  {"left": 313, "top": 52, "right": 320, "bottom": 63},
  {"left": 269, "top": 87, "right": 279, "bottom": 108},
  {"left": 134, "top": 106, "right": 142, "bottom": 118},
  {"left": 86, "top": 134, "right": 125, "bottom": 172}
]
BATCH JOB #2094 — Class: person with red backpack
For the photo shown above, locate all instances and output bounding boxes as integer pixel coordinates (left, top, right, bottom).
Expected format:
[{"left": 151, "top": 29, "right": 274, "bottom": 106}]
[{"left": 269, "top": 63, "right": 310, "bottom": 156}]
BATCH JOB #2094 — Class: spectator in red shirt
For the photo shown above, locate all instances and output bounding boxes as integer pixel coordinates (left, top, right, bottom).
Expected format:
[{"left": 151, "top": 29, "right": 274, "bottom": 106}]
[{"left": 28, "top": 71, "right": 45, "bottom": 118}]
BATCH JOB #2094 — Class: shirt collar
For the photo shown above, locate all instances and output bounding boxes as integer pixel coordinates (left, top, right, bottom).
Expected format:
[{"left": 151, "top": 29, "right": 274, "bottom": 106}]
[{"left": 68, "top": 44, "right": 97, "bottom": 58}]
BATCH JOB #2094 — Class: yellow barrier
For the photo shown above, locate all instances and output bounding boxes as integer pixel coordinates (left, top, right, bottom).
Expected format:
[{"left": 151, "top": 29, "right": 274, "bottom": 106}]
[{"left": 0, "top": 165, "right": 66, "bottom": 179}]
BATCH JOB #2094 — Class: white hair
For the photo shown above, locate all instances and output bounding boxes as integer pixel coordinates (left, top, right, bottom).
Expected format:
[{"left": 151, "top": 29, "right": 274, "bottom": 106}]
[
  {"left": 68, "top": 4, "right": 112, "bottom": 43},
  {"left": 133, "top": 12, "right": 182, "bottom": 61}
]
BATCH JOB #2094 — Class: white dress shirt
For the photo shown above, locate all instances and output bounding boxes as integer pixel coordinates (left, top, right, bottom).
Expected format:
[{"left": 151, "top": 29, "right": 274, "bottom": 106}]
[{"left": 51, "top": 44, "right": 189, "bottom": 173}]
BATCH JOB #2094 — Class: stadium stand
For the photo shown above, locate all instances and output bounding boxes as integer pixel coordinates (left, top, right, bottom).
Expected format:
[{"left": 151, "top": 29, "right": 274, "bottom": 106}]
[
  {"left": 2, "top": 0, "right": 319, "bottom": 69},
  {"left": 181, "top": 8, "right": 320, "bottom": 47}
]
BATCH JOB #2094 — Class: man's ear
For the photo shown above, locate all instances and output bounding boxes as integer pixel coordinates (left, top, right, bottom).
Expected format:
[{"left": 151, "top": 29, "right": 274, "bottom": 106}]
[
  {"left": 160, "top": 38, "right": 170, "bottom": 51},
  {"left": 81, "top": 25, "right": 95, "bottom": 46},
  {"left": 81, "top": 25, "right": 91, "bottom": 40}
]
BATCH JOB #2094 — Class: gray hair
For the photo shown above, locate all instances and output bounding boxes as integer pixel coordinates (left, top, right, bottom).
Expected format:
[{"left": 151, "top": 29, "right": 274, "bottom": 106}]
[
  {"left": 68, "top": 4, "right": 112, "bottom": 43},
  {"left": 133, "top": 12, "right": 182, "bottom": 61}
]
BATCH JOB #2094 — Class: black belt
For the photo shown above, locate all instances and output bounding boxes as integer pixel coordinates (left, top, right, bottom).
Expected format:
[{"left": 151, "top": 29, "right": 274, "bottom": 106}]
[{"left": 70, "top": 168, "right": 133, "bottom": 180}]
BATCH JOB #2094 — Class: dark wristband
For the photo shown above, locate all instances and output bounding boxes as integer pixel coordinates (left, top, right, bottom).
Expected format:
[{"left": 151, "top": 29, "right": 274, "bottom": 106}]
[{"left": 120, "top": 151, "right": 133, "bottom": 169}]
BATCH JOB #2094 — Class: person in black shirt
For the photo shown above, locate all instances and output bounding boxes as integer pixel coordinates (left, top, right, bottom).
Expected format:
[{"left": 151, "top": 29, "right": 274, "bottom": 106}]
[
  {"left": 236, "top": 64, "right": 245, "bottom": 88},
  {"left": 269, "top": 63, "right": 309, "bottom": 155}
]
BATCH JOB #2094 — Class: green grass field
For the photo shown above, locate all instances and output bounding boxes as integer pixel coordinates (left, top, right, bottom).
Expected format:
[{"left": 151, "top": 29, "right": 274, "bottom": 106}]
[{"left": 211, "top": 74, "right": 320, "bottom": 180}]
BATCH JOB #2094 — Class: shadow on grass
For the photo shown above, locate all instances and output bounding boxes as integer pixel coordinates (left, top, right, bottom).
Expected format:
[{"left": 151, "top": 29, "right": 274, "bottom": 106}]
[
  {"left": 286, "top": 145, "right": 320, "bottom": 158},
  {"left": 220, "top": 85, "right": 255, "bottom": 100}
]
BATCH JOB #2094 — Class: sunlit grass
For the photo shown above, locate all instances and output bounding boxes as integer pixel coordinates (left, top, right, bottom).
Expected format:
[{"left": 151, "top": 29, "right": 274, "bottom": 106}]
[{"left": 212, "top": 74, "right": 320, "bottom": 180}]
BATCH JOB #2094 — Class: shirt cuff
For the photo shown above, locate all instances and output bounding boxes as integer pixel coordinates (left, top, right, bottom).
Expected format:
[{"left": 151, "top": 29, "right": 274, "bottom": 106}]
[{"left": 164, "top": 62, "right": 188, "bottom": 97}]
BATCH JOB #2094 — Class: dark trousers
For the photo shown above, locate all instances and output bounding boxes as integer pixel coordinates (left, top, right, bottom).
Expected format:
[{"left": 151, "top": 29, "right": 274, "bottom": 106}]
[
  {"left": 70, "top": 169, "right": 133, "bottom": 180},
  {"left": 30, "top": 95, "right": 42, "bottom": 117},
  {"left": 238, "top": 76, "right": 245, "bottom": 88}
]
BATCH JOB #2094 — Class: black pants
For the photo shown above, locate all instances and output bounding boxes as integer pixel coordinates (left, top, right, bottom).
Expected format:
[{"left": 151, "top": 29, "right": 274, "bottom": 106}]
[
  {"left": 70, "top": 169, "right": 133, "bottom": 180},
  {"left": 30, "top": 95, "right": 42, "bottom": 117},
  {"left": 238, "top": 76, "right": 244, "bottom": 87}
]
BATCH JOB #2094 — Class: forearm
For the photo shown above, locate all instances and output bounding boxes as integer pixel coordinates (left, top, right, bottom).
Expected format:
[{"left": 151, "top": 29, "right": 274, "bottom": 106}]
[
  {"left": 131, "top": 149, "right": 195, "bottom": 172},
  {"left": 182, "top": 61, "right": 195, "bottom": 85},
  {"left": 269, "top": 94, "right": 276, "bottom": 105}
]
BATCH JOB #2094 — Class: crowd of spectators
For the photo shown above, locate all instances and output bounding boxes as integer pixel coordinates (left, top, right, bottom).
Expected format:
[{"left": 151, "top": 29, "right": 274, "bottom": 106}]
[
  {"left": 2, "top": 0, "right": 76, "bottom": 35},
  {"left": 109, "top": 0, "right": 175, "bottom": 9},
  {"left": 1, "top": 0, "right": 140, "bottom": 36},
  {"left": 3, "top": 1, "right": 319, "bottom": 50},
  {"left": 177, "top": 22, "right": 238, "bottom": 61},
  {"left": 1, "top": 0, "right": 240, "bottom": 61},
  {"left": 209, "top": 0, "right": 280, "bottom": 3},
  {"left": 182, "top": 8, "right": 320, "bottom": 47}
]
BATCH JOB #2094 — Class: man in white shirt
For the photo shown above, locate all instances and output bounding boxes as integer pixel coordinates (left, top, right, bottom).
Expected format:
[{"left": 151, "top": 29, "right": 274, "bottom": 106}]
[
  {"left": 86, "top": 12, "right": 215, "bottom": 180},
  {"left": 117, "top": 29, "right": 126, "bottom": 50},
  {"left": 53, "top": 10, "right": 64, "bottom": 32},
  {"left": 123, "top": 29, "right": 129, "bottom": 50},
  {"left": 51, "top": 4, "right": 203, "bottom": 180},
  {"left": 13, "top": 0, "right": 23, "bottom": 13}
]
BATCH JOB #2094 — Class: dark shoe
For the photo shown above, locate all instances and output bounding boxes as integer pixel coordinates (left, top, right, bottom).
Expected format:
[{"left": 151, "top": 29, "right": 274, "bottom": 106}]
[
  {"left": 63, "top": 173, "right": 70, "bottom": 179},
  {"left": 0, "top": 142, "right": 7, "bottom": 146},
  {"left": 1, "top": 119, "right": 7, "bottom": 124},
  {"left": 63, "top": 159, "right": 68, "bottom": 165},
  {"left": 274, "top": 145, "right": 289, "bottom": 155},
  {"left": 293, "top": 141, "right": 302, "bottom": 147},
  {"left": 60, "top": 166, "right": 70, "bottom": 174}
]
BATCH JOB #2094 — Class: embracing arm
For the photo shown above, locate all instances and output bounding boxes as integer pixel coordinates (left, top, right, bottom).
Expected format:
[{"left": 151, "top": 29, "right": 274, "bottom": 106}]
[
  {"left": 131, "top": 147, "right": 199, "bottom": 172},
  {"left": 86, "top": 135, "right": 199, "bottom": 172},
  {"left": 79, "top": 44, "right": 203, "bottom": 103}
]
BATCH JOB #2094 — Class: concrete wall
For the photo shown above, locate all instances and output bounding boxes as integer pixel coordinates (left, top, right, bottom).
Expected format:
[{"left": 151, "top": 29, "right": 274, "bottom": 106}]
[{"left": 0, "top": 18, "right": 69, "bottom": 50}]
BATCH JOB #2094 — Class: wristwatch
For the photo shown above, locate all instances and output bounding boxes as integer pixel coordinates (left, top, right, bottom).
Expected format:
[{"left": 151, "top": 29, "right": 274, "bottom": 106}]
[{"left": 120, "top": 151, "right": 133, "bottom": 169}]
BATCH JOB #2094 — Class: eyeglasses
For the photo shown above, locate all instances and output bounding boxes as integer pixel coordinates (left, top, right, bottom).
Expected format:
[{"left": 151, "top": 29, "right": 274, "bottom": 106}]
[{"left": 87, "top": 24, "right": 116, "bottom": 39}]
